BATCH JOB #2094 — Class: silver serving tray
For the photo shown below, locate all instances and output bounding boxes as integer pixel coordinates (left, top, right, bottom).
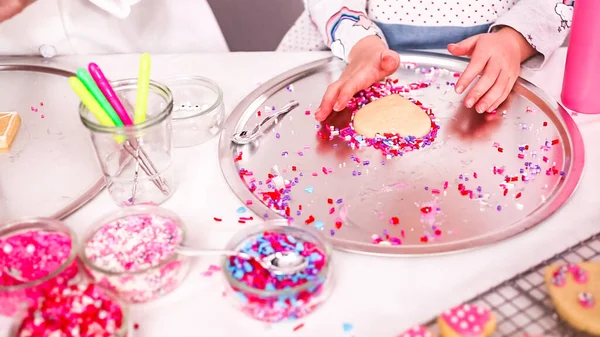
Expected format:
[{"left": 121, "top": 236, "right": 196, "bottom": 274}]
[
  {"left": 219, "top": 52, "right": 584, "bottom": 256},
  {"left": 0, "top": 65, "right": 105, "bottom": 223}
]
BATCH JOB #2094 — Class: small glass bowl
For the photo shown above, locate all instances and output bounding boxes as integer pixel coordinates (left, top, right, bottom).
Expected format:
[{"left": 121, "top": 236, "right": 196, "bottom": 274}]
[
  {"left": 163, "top": 76, "right": 224, "bottom": 148},
  {"left": 79, "top": 205, "right": 191, "bottom": 304},
  {"left": 9, "top": 282, "right": 130, "bottom": 337},
  {"left": 221, "top": 220, "right": 334, "bottom": 323},
  {"left": 0, "top": 218, "right": 79, "bottom": 317}
]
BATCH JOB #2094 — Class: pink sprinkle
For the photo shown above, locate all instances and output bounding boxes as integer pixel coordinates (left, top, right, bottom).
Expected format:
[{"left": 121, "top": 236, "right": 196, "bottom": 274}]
[
  {"left": 443, "top": 181, "right": 449, "bottom": 189},
  {"left": 312, "top": 173, "right": 318, "bottom": 177},
  {"left": 246, "top": 200, "right": 253, "bottom": 205},
  {"left": 305, "top": 110, "right": 311, "bottom": 115},
  {"left": 39, "top": 102, "right": 44, "bottom": 106},
  {"left": 431, "top": 189, "right": 441, "bottom": 194},
  {"left": 329, "top": 207, "right": 335, "bottom": 214}
]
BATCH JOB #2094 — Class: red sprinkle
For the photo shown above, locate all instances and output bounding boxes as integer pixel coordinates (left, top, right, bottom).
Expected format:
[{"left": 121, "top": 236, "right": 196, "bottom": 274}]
[
  {"left": 305, "top": 216, "right": 315, "bottom": 225},
  {"left": 335, "top": 221, "right": 343, "bottom": 229},
  {"left": 497, "top": 147, "right": 504, "bottom": 153},
  {"left": 552, "top": 139, "right": 559, "bottom": 145},
  {"left": 327, "top": 198, "right": 333, "bottom": 204},
  {"left": 515, "top": 192, "right": 522, "bottom": 199},
  {"left": 389, "top": 216, "right": 400, "bottom": 225},
  {"left": 420, "top": 236, "right": 429, "bottom": 243},
  {"left": 420, "top": 207, "right": 432, "bottom": 214},
  {"left": 213, "top": 217, "right": 222, "bottom": 222},
  {"left": 234, "top": 152, "right": 243, "bottom": 162},
  {"left": 293, "top": 323, "right": 305, "bottom": 331},
  {"left": 543, "top": 121, "right": 548, "bottom": 126},
  {"left": 292, "top": 166, "right": 297, "bottom": 171}
]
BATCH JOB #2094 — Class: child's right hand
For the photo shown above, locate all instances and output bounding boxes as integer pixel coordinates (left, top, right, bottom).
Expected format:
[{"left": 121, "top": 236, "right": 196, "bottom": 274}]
[{"left": 315, "top": 36, "right": 400, "bottom": 122}]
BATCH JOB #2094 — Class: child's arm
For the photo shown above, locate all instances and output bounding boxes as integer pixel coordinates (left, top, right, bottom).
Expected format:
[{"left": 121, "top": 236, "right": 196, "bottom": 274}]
[
  {"left": 305, "top": 0, "right": 385, "bottom": 61},
  {"left": 490, "top": 0, "right": 572, "bottom": 68},
  {"left": 306, "top": 0, "right": 400, "bottom": 121}
]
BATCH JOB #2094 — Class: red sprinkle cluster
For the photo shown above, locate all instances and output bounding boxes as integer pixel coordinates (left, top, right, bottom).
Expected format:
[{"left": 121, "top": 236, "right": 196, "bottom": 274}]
[{"left": 16, "top": 283, "right": 125, "bottom": 337}]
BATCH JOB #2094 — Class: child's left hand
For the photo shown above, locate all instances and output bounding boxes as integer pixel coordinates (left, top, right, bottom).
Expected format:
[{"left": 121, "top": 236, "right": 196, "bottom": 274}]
[{"left": 448, "top": 27, "right": 536, "bottom": 113}]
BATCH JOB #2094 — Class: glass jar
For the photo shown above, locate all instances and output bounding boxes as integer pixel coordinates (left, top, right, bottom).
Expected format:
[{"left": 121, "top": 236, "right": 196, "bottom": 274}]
[
  {"left": 79, "top": 79, "right": 176, "bottom": 207},
  {"left": 10, "top": 282, "right": 130, "bottom": 337},
  {"left": 221, "top": 220, "right": 334, "bottom": 323},
  {"left": 79, "top": 205, "right": 191, "bottom": 303},
  {"left": 0, "top": 218, "right": 78, "bottom": 317},
  {"left": 163, "top": 76, "right": 224, "bottom": 148}
]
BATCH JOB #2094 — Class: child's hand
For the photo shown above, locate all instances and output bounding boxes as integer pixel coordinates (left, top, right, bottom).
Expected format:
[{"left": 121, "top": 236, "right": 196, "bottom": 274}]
[
  {"left": 448, "top": 27, "right": 536, "bottom": 113},
  {"left": 315, "top": 36, "right": 400, "bottom": 122},
  {"left": 0, "top": 0, "right": 34, "bottom": 22}
]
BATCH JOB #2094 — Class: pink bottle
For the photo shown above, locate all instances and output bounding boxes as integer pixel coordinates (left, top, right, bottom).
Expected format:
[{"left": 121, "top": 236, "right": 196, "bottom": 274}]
[{"left": 561, "top": 0, "right": 600, "bottom": 114}]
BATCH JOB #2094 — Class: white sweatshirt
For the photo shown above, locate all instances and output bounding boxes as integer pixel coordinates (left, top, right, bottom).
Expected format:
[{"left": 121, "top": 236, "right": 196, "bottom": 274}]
[
  {"left": 0, "top": 0, "right": 228, "bottom": 56},
  {"left": 279, "top": 0, "right": 574, "bottom": 68}
]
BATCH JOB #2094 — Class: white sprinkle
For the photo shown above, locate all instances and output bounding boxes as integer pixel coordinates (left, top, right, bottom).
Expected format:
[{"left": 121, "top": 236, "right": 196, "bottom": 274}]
[
  {"left": 477, "top": 307, "right": 485, "bottom": 314},
  {"left": 457, "top": 310, "right": 465, "bottom": 317},
  {"left": 468, "top": 315, "right": 475, "bottom": 322},
  {"left": 473, "top": 325, "right": 481, "bottom": 332},
  {"left": 451, "top": 316, "right": 458, "bottom": 323},
  {"left": 3, "top": 244, "right": 12, "bottom": 254},
  {"left": 26, "top": 244, "right": 35, "bottom": 253},
  {"left": 459, "top": 321, "right": 468, "bottom": 329}
]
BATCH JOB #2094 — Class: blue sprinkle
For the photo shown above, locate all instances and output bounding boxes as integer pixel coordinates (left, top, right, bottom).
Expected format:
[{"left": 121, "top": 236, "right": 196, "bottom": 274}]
[
  {"left": 305, "top": 187, "right": 314, "bottom": 193},
  {"left": 287, "top": 235, "right": 297, "bottom": 243},
  {"left": 233, "top": 269, "right": 245, "bottom": 280},
  {"left": 236, "top": 207, "right": 246, "bottom": 214},
  {"left": 309, "top": 252, "right": 322, "bottom": 262},
  {"left": 242, "top": 261, "right": 253, "bottom": 272},
  {"left": 295, "top": 242, "right": 305, "bottom": 252},
  {"left": 314, "top": 221, "right": 324, "bottom": 230},
  {"left": 343, "top": 323, "right": 354, "bottom": 332},
  {"left": 265, "top": 283, "right": 275, "bottom": 291},
  {"left": 236, "top": 292, "right": 248, "bottom": 304}
]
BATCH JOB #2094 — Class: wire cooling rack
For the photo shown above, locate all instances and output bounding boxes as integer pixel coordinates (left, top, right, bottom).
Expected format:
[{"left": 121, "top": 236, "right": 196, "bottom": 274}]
[{"left": 423, "top": 233, "right": 600, "bottom": 337}]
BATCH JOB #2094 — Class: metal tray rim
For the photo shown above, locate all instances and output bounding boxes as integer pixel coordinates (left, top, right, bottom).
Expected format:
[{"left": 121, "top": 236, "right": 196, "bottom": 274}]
[{"left": 0, "top": 64, "right": 106, "bottom": 222}]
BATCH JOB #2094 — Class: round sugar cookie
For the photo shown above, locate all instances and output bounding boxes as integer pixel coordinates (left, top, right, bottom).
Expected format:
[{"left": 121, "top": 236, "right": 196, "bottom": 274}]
[
  {"left": 352, "top": 94, "right": 432, "bottom": 138},
  {"left": 438, "top": 304, "right": 496, "bottom": 337},
  {"left": 544, "top": 262, "right": 600, "bottom": 335}
]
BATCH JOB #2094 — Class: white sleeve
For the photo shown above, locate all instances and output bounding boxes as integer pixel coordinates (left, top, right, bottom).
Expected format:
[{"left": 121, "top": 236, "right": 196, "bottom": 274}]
[
  {"left": 490, "top": 0, "right": 572, "bottom": 69},
  {"left": 305, "top": 0, "right": 387, "bottom": 62}
]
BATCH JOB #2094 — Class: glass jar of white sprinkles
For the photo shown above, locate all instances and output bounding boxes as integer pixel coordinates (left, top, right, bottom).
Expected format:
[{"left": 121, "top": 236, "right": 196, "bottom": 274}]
[{"left": 79, "top": 205, "right": 191, "bottom": 303}]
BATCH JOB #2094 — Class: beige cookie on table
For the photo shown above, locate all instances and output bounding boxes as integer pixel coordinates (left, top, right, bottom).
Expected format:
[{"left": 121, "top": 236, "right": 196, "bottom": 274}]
[
  {"left": 544, "top": 262, "right": 600, "bottom": 335},
  {"left": 352, "top": 94, "right": 432, "bottom": 138},
  {"left": 438, "top": 304, "right": 496, "bottom": 337}
]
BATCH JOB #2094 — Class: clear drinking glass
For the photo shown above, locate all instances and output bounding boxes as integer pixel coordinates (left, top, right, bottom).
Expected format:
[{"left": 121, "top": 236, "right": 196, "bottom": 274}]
[
  {"left": 221, "top": 220, "right": 334, "bottom": 323},
  {"left": 163, "top": 76, "right": 224, "bottom": 148},
  {"left": 79, "top": 79, "right": 176, "bottom": 206}
]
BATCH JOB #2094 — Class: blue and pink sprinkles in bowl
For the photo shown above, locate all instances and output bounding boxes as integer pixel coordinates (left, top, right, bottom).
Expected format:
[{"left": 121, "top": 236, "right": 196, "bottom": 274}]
[{"left": 223, "top": 229, "right": 330, "bottom": 322}]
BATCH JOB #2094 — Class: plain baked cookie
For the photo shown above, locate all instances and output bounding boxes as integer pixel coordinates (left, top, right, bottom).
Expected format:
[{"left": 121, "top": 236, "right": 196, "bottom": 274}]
[
  {"left": 352, "top": 94, "right": 432, "bottom": 138},
  {"left": 438, "top": 304, "right": 496, "bottom": 337},
  {"left": 544, "top": 262, "right": 600, "bottom": 335}
]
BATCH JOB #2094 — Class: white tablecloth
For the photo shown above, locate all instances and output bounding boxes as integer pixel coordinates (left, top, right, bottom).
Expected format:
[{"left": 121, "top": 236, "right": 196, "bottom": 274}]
[{"left": 1, "top": 49, "right": 599, "bottom": 337}]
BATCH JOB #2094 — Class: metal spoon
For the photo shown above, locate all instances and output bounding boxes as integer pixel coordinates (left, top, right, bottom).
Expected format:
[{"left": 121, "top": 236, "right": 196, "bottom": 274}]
[
  {"left": 231, "top": 100, "right": 300, "bottom": 145},
  {"left": 176, "top": 245, "right": 308, "bottom": 276}
]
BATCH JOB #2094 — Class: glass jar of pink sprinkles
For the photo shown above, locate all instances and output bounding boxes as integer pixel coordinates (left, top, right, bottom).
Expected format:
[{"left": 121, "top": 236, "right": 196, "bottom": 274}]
[
  {"left": 221, "top": 220, "right": 333, "bottom": 323},
  {"left": 10, "top": 281, "right": 129, "bottom": 337},
  {"left": 0, "top": 218, "right": 79, "bottom": 317},
  {"left": 79, "top": 205, "right": 190, "bottom": 303}
]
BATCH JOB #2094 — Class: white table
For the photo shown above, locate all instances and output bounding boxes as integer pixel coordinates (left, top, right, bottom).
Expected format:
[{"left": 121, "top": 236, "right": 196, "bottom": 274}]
[{"left": 1, "top": 49, "right": 599, "bottom": 337}]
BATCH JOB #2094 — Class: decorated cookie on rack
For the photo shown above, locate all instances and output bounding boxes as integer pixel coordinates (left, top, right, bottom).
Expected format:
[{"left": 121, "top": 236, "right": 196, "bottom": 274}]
[
  {"left": 544, "top": 262, "right": 600, "bottom": 335},
  {"left": 398, "top": 325, "right": 436, "bottom": 337},
  {"left": 438, "top": 304, "right": 496, "bottom": 337}
]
